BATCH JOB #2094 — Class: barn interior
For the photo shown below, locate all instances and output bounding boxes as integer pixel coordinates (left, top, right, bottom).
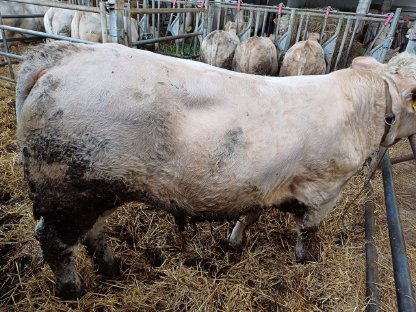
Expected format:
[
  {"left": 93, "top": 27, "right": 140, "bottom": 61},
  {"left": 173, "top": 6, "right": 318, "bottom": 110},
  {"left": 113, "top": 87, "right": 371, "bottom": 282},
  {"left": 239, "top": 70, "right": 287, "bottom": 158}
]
[{"left": 0, "top": 0, "right": 416, "bottom": 311}]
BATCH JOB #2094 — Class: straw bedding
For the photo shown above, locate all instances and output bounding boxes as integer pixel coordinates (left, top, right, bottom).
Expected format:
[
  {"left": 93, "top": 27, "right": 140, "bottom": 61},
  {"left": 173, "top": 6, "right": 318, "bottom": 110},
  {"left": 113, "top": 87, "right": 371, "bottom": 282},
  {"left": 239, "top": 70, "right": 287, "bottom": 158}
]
[{"left": 0, "top": 56, "right": 415, "bottom": 312}]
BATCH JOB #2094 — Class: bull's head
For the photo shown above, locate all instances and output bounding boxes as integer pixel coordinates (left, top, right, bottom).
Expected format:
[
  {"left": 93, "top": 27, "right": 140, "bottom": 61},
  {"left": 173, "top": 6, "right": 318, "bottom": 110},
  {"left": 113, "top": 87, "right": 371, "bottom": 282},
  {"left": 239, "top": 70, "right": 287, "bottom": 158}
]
[{"left": 352, "top": 53, "right": 416, "bottom": 147}]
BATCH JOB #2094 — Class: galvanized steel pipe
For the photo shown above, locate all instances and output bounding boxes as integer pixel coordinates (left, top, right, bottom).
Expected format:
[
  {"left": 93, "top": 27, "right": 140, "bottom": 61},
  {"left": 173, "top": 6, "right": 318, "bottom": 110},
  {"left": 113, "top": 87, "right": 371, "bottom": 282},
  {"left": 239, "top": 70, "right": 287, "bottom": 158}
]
[
  {"left": 364, "top": 181, "right": 380, "bottom": 312},
  {"left": 0, "top": 14, "right": 44, "bottom": 19},
  {"left": 0, "top": 25, "right": 96, "bottom": 44},
  {"left": 4, "top": 0, "right": 100, "bottom": 13},
  {"left": 380, "top": 148, "right": 416, "bottom": 312},
  {"left": 0, "top": 51, "right": 24, "bottom": 61},
  {"left": 131, "top": 7, "right": 204, "bottom": 14},
  {"left": 131, "top": 32, "right": 202, "bottom": 46},
  {"left": 356, "top": 0, "right": 372, "bottom": 15}
]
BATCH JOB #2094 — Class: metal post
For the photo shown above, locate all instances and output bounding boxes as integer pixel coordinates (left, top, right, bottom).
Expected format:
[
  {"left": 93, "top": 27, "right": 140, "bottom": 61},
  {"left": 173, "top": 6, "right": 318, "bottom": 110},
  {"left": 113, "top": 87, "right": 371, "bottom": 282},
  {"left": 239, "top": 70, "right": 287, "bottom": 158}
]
[
  {"left": 380, "top": 148, "right": 416, "bottom": 312},
  {"left": 344, "top": 17, "right": 360, "bottom": 67},
  {"left": 364, "top": 181, "right": 380, "bottom": 312},
  {"left": 100, "top": 1, "right": 108, "bottom": 43},
  {"left": 108, "top": 0, "right": 124, "bottom": 44},
  {"left": 295, "top": 12, "right": 304, "bottom": 43},
  {"left": 0, "top": 11, "right": 15, "bottom": 80},
  {"left": 379, "top": 8, "right": 401, "bottom": 63},
  {"left": 356, "top": 0, "right": 372, "bottom": 15},
  {"left": 125, "top": 3, "right": 132, "bottom": 47},
  {"left": 302, "top": 14, "right": 310, "bottom": 40},
  {"left": 207, "top": 2, "right": 214, "bottom": 34},
  {"left": 284, "top": 8, "right": 295, "bottom": 51},
  {"left": 261, "top": 9, "right": 267, "bottom": 36}
]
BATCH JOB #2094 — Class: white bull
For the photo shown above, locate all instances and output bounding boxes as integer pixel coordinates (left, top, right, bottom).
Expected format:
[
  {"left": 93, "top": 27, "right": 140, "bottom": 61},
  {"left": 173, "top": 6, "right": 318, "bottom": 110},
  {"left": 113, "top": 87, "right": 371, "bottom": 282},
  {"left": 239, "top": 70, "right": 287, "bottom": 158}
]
[
  {"left": 200, "top": 22, "right": 240, "bottom": 69},
  {"left": 279, "top": 33, "right": 326, "bottom": 76},
  {"left": 44, "top": 8, "right": 75, "bottom": 38},
  {"left": 232, "top": 36, "right": 278, "bottom": 75},
  {"left": 16, "top": 41, "right": 416, "bottom": 300},
  {"left": 0, "top": 0, "right": 48, "bottom": 38},
  {"left": 71, "top": 11, "right": 139, "bottom": 43}
]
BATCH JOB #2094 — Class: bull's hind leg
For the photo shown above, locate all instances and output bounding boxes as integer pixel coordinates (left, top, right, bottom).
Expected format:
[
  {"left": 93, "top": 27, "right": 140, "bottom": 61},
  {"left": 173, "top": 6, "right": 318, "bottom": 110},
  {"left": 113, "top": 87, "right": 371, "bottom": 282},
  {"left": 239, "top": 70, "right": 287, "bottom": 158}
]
[
  {"left": 35, "top": 216, "right": 82, "bottom": 300},
  {"left": 83, "top": 215, "right": 118, "bottom": 277},
  {"left": 227, "top": 210, "right": 261, "bottom": 248}
]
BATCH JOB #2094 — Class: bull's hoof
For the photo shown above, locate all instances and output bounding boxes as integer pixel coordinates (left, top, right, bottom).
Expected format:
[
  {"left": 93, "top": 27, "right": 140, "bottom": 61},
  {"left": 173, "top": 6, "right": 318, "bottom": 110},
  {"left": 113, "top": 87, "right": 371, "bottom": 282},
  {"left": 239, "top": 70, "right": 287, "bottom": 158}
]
[
  {"left": 97, "top": 257, "right": 121, "bottom": 277},
  {"left": 295, "top": 241, "right": 319, "bottom": 264},
  {"left": 225, "top": 236, "right": 244, "bottom": 251},
  {"left": 57, "top": 282, "right": 83, "bottom": 301}
]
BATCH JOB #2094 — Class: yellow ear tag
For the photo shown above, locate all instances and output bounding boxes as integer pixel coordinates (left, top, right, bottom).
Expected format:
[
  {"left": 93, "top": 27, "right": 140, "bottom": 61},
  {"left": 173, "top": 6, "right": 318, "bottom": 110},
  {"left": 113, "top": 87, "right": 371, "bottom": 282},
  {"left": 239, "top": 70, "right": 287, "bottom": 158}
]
[{"left": 413, "top": 102, "right": 416, "bottom": 111}]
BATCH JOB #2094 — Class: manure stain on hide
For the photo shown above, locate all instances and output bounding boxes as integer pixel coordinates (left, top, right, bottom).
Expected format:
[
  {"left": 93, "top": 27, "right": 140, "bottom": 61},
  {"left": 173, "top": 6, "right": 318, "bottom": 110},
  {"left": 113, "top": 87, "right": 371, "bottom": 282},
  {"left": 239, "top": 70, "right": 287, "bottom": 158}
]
[
  {"left": 39, "top": 74, "right": 61, "bottom": 91},
  {"left": 222, "top": 127, "right": 243, "bottom": 158},
  {"left": 133, "top": 91, "right": 151, "bottom": 100},
  {"left": 48, "top": 109, "right": 64, "bottom": 121}
]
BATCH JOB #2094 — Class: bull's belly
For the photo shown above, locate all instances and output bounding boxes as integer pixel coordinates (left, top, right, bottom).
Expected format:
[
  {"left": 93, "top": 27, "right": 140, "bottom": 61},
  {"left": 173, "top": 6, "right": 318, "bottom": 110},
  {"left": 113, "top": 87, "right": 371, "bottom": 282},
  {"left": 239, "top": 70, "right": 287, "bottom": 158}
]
[{"left": 22, "top": 141, "right": 263, "bottom": 223}]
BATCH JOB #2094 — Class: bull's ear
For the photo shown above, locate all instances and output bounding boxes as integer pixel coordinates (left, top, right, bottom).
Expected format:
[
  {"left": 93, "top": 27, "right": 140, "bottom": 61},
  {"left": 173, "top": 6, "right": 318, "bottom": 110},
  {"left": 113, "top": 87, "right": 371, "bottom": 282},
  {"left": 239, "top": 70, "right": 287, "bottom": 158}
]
[{"left": 351, "top": 56, "right": 381, "bottom": 71}]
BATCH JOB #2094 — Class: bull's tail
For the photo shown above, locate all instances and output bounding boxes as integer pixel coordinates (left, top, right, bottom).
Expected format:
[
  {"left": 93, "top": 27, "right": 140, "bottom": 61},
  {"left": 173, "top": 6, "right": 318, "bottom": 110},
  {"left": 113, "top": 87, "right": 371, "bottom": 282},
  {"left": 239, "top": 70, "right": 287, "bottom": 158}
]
[
  {"left": 43, "top": 8, "right": 54, "bottom": 35},
  {"left": 297, "top": 42, "right": 310, "bottom": 76},
  {"left": 209, "top": 40, "right": 219, "bottom": 67},
  {"left": 71, "top": 11, "right": 81, "bottom": 39},
  {"left": 297, "top": 40, "right": 316, "bottom": 76}
]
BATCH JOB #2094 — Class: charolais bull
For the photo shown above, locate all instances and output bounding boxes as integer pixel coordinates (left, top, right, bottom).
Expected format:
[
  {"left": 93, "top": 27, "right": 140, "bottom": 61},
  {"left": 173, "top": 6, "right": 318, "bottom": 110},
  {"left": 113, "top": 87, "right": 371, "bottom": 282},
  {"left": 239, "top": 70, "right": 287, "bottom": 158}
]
[
  {"left": 200, "top": 21, "right": 240, "bottom": 69},
  {"left": 44, "top": 8, "right": 75, "bottom": 38},
  {"left": 71, "top": 11, "right": 139, "bottom": 44},
  {"left": 279, "top": 32, "right": 326, "bottom": 76},
  {"left": 232, "top": 36, "right": 278, "bottom": 75},
  {"left": 16, "top": 41, "right": 416, "bottom": 300}
]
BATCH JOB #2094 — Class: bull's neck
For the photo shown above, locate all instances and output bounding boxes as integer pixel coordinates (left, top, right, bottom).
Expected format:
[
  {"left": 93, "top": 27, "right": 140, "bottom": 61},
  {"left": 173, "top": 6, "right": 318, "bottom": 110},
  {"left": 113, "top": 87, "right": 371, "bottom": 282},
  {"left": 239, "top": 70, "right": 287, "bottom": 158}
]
[{"left": 342, "top": 69, "right": 388, "bottom": 153}]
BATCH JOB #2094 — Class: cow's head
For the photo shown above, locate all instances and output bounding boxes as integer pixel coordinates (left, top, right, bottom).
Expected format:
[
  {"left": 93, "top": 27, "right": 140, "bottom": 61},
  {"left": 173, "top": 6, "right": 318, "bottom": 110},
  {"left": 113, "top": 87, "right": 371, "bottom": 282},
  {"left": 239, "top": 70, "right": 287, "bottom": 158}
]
[{"left": 352, "top": 53, "right": 416, "bottom": 147}]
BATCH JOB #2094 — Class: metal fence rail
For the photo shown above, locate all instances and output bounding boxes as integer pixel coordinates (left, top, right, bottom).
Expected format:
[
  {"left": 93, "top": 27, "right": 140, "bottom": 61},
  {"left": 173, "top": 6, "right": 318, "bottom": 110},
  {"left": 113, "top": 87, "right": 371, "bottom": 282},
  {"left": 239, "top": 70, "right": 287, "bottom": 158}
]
[{"left": 380, "top": 147, "right": 416, "bottom": 312}]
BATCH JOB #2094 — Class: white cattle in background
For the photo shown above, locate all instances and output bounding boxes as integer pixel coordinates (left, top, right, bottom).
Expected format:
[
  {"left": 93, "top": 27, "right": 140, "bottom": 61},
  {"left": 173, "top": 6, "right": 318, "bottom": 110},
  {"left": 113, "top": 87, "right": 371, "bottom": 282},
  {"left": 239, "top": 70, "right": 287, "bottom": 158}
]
[
  {"left": 232, "top": 36, "right": 278, "bottom": 75},
  {"left": 44, "top": 8, "right": 75, "bottom": 38},
  {"left": 200, "top": 21, "right": 240, "bottom": 69},
  {"left": 0, "top": 0, "right": 48, "bottom": 39},
  {"left": 71, "top": 11, "right": 139, "bottom": 44},
  {"left": 279, "top": 32, "right": 326, "bottom": 76}
]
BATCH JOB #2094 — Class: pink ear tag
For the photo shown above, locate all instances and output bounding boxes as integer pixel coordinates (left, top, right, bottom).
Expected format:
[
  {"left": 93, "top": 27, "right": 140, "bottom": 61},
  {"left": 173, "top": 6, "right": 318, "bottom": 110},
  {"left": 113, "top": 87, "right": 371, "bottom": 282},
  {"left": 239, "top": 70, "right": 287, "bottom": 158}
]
[{"left": 325, "top": 6, "right": 331, "bottom": 18}]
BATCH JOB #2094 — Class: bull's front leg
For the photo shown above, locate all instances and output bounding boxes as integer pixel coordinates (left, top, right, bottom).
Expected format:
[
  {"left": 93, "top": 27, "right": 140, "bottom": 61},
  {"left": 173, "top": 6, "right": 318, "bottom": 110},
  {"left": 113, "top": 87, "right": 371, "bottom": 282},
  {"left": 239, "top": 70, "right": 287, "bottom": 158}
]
[
  {"left": 227, "top": 210, "right": 261, "bottom": 248},
  {"left": 294, "top": 197, "right": 338, "bottom": 263},
  {"left": 35, "top": 216, "right": 82, "bottom": 300},
  {"left": 83, "top": 216, "right": 118, "bottom": 277},
  {"left": 295, "top": 224, "right": 319, "bottom": 263}
]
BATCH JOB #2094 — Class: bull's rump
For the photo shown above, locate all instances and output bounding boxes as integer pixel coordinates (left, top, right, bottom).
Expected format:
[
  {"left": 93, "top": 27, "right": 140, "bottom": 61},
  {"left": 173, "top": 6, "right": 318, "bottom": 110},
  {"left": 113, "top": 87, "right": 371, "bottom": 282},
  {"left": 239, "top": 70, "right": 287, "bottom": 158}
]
[{"left": 16, "top": 41, "right": 353, "bottom": 217}]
